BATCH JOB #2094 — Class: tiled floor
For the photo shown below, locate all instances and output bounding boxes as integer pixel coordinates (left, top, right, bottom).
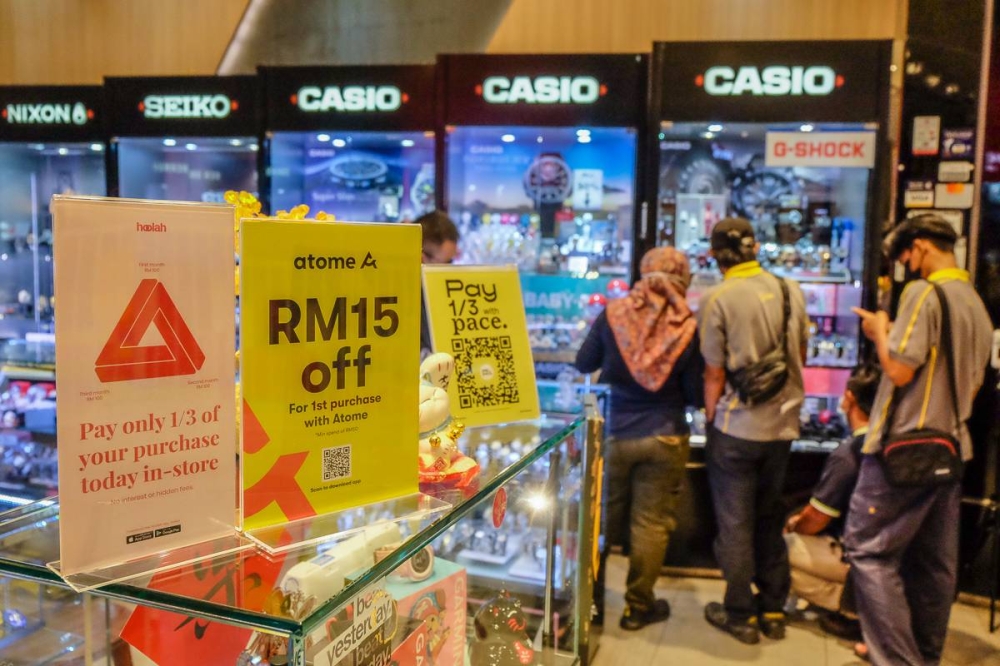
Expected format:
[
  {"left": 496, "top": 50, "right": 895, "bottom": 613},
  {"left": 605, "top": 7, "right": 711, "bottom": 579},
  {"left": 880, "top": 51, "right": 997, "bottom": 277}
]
[{"left": 593, "top": 554, "right": 1000, "bottom": 666}]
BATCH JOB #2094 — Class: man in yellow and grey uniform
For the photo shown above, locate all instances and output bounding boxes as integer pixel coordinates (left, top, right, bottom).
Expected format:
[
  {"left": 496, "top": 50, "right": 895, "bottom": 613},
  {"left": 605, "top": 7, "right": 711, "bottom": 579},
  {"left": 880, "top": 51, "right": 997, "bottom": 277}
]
[
  {"left": 848, "top": 215, "right": 992, "bottom": 666},
  {"left": 698, "top": 217, "right": 810, "bottom": 644}
]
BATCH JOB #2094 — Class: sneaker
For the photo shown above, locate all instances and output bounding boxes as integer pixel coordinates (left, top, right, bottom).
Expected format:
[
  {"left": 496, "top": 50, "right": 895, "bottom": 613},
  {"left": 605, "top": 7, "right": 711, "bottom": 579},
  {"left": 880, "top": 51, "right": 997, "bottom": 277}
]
[
  {"left": 758, "top": 612, "right": 787, "bottom": 640},
  {"left": 819, "top": 612, "right": 862, "bottom": 642},
  {"left": 704, "top": 602, "right": 761, "bottom": 645},
  {"left": 619, "top": 599, "right": 671, "bottom": 631}
]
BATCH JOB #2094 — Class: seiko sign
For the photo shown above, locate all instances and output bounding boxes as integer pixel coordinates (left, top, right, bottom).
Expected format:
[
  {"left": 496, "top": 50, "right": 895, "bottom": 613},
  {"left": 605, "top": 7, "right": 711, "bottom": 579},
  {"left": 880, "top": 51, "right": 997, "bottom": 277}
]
[
  {"left": 2, "top": 102, "right": 91, "bottom": 125},
  {"left": 697, "top": 66, "right": 844, "bottom": 96},
  {"left": 295, "top": 86, "right": 404, "bottom": 113},
  {"left": 478, "top": 76, "right": 605, "bottom": 104},
  {"left": 140, "top": 94, "right": 234, "bottom": 119}
]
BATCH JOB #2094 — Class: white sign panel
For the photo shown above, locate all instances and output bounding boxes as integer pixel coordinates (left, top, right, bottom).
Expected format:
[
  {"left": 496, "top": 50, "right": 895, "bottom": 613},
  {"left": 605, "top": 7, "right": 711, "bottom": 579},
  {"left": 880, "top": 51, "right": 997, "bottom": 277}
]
[
  {"left": 765, "top": 131, "right": 877, "bottom": 168},
  {"left": 572, "top": 169, "right": 604, "bottom": 209},
  {"left": 53, "top": 197, "right": 236, "bottom": 576}
]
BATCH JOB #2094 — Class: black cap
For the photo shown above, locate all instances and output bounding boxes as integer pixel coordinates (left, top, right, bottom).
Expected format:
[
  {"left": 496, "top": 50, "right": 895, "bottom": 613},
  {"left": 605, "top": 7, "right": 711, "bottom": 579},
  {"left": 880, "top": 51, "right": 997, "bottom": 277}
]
[
  {"left": 885, "top": 214, "right": 959, "bottom": 261},
  {"left": 710, "top": 217, "right": 756, "bottom": 252}
]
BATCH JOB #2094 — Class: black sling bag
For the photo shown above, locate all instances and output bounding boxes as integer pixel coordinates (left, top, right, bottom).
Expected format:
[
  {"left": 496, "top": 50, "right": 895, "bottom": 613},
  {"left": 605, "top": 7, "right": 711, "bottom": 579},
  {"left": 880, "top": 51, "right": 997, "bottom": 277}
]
[{"left": 878, "top": 283, "right": 964, "bottom": 487}]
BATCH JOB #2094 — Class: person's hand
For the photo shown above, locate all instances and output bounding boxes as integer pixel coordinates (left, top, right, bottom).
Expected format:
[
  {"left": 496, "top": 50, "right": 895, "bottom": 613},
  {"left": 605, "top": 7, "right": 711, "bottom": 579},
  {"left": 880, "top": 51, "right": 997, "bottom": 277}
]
[
  {"left": 852, "top": 307, "right": 890, "bottom": 342},
  {"left": 784, "top": 512, "right": 802, "bottom": 534}
]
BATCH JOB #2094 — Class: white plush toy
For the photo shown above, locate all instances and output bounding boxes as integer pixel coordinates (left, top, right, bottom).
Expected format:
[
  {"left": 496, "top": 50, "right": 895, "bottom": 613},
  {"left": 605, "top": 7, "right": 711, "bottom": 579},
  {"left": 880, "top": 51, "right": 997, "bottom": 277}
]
[{"left": 417, "top": 353, "right": 479, "bottom": 486}]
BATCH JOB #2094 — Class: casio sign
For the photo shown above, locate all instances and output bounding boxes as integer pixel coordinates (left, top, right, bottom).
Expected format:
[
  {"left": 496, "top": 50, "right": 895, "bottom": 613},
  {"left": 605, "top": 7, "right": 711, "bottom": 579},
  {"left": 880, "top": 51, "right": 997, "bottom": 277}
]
[
  {"left": 2, "top": 102, "right": 90, "bottom": 125},
  {"left": 697, "top": 66, "right": 844, "bottom": 96},
  {"left": 296, "top": 86, "right": 404, "bottom": 112},
  {"left": 479, "top": 76, "right": 605, "bottom": 104},
  {"left": 141, "top": 95, "right": 234, "bottom": 119}
]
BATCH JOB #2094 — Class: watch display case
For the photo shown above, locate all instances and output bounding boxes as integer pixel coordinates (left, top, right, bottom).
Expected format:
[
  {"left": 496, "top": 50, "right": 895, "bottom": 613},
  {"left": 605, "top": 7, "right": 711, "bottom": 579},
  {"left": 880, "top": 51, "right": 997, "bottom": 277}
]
[{"left": 0, "top": 412, "right": 602, "bottom": 666}]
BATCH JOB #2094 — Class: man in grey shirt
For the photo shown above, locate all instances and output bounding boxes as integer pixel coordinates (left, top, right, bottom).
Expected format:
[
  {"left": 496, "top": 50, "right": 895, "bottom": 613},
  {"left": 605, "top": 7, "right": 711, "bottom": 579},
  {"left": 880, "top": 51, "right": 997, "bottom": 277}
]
[
  {"left": 848, "top": 215, "right": 993, "bottom": 665},
  {"left": 699, "top": 218, "right": 809, "bottom": 644}
]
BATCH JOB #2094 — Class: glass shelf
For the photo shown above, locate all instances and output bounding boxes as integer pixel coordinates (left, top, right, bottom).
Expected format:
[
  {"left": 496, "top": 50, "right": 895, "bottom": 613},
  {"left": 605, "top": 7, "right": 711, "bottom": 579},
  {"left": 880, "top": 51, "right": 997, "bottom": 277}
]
[{"left": 0, "top": 413, "right": 594, "bottom": 663}]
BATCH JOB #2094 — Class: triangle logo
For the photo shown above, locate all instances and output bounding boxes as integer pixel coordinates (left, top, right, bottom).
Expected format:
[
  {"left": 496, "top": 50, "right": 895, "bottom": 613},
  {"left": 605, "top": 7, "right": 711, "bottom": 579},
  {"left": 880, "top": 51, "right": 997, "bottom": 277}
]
[{"left": 95, "top": 279, "right": 206, "bottom": 382}]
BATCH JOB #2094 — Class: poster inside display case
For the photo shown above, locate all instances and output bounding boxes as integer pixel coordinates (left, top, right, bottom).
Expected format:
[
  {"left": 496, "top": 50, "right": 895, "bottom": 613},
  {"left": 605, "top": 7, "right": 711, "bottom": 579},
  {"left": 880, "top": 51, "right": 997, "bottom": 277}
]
[
  {"left": 269, "top": 130, "right": 435, "bottom": 221},
  {"left": 116, "top": 136, "right": 259, "bottom": 203}
]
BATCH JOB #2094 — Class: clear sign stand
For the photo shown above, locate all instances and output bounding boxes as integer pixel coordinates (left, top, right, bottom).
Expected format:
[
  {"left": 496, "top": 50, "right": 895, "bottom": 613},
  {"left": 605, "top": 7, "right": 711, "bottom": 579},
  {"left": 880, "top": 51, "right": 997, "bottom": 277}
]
[{"left": 241, "top": 492, "right": 451, "bottom": 555}]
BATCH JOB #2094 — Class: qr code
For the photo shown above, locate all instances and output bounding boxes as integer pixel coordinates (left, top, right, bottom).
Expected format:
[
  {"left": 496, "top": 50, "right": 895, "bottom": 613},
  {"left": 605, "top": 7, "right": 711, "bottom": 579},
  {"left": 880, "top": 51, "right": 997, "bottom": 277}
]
[
  {"left": 322, "top": 445, "right": 352, "bottom": 482},
  {"left": 451, "top": 336, "right": 519, "bottom": 410}
]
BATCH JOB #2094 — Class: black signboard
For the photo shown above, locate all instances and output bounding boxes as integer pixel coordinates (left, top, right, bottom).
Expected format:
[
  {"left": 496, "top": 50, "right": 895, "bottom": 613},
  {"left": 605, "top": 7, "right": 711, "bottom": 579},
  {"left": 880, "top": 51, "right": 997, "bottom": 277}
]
[
  {"left": 653, "top": 41, "right": 892, "bottom": 123},
  {"left": 104, "top": 75, "right": 261, "bottom": 137},
  {"left": 260, "top": 65, "right": 436, "bottom": 132},
  {"left": 0, "top": 86, "right": 105, "bottom": 142},
  {"left": 439, "top": 53, "right": 647, "bottom": 127}
]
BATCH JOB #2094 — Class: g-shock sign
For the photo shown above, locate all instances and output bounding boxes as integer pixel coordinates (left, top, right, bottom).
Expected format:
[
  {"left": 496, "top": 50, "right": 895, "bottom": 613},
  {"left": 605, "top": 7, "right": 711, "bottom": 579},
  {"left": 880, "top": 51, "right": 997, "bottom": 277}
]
[
  {"left": 478, "top": 76, "right": 605, "bottom": 104},
  {"left": 2, "top": 102, "right": 92, "bottom": 125},
  {"left": 295, "top": 86, "right": 404, "bottom": 113},
  {"left": 697, "top": 66, "right": 844, "bottom": 96},
  {"left": 141, "top": 95, "right": 235, "bottom": 119}
]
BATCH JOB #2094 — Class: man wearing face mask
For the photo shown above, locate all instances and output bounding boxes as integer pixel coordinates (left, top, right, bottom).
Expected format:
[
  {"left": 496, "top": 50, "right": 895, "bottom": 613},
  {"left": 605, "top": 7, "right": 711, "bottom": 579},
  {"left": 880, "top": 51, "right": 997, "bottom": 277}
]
[{"left": 847, "top": 215, "right": 992, "bottom": 665}]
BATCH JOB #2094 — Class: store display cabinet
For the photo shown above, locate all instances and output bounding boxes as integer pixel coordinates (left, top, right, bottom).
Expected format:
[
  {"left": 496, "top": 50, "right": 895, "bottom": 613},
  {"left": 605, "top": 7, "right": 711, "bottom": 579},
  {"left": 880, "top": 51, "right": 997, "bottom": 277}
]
[{"left": 0, "top": 412, "right": 602, "bottom": 666}]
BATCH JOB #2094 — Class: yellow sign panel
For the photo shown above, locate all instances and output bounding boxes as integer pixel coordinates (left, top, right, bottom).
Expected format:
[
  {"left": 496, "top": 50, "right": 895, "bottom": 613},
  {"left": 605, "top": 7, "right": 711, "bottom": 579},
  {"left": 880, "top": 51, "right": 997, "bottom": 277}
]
[
  {"left": 423, "top": 265, "right": 540, "bottom": 427},
  {"left": 240, "top": 219, "right": 420, "bottom": 531}
]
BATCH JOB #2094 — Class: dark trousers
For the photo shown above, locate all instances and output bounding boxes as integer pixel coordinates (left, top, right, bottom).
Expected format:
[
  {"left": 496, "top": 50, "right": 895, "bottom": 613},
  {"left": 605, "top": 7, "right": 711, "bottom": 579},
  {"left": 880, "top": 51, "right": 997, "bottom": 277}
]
[
  {"left": 706, "top": 428, "right": 792, "bottom": 620},
  {"left": 597, "top": 434, "right": 690, "bottom": 612},
  {"left": 843, "top": 456, "right": 961, "bottom": 666}
]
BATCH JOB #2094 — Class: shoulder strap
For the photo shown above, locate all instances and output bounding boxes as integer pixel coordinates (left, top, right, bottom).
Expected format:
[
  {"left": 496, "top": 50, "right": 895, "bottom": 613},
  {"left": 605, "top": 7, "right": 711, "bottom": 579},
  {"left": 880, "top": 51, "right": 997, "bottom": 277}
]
[
  {"left": 881, "top": 282, "right": 960, "bottom": 445},
  {"left": 932, "top": 283, "right": 962, "bottom": 432},
  {"left": 777, "top": 276, "right": 791, "bottom": 358}
]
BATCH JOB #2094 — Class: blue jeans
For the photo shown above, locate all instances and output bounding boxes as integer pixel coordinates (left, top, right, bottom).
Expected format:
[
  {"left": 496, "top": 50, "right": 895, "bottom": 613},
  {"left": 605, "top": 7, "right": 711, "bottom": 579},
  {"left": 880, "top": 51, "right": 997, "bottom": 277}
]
[
  {"left": 599, "top": 434, "right": 690, "bottom": 612},
  {"left": 843, "top": 455, "right": 960, "bottom": 666},
  {"left": 706, "top": 427, "right": 792, "bottom": 620}
]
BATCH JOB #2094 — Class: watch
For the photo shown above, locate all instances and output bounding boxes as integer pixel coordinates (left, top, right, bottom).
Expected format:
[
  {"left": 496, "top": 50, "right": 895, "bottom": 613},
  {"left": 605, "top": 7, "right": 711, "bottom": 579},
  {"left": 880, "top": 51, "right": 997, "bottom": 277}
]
[
  {"left": 328, "top": 154, "right": 389, "bottom": 189},
  {"left": 523, "top": 152, "right": 572, "bottom": 237},
  {"left": 410, "top": 163, "right": 436, "bottom": 215}
]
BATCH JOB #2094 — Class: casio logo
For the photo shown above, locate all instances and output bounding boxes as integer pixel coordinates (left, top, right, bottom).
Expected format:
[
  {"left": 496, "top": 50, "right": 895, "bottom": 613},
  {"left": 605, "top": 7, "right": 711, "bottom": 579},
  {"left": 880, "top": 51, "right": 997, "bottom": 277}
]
[
  {"left": 696, "top": 66, "right": 844, "bottom": 96},
  {"left": 140, "top": 95, "right": 235, "bottom": 119},
  {"left": 2, "top": 102, "right": 91, "bottom": 125},
  {"left": 295, "top": 86, "right": 405, "bottom": 112},
  {"left": 478, "top": 76, "right": 606, "bottom": 104}
]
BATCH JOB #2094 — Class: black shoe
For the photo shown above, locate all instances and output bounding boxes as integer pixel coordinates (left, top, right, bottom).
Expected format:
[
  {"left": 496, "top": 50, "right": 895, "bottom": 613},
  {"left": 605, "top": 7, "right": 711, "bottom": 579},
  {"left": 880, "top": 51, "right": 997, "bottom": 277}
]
[
  {"left": 758, "top": 612, "right": 787, "bottom": 640},
  {"left": 704, "top": 602, "right": 761, "bottom": 645},
  {"left": 819, "top": 612, "right": 862, "bottom": 642},
  {"left": 619, "top": 599, "right": 671, "bottom": 631}
]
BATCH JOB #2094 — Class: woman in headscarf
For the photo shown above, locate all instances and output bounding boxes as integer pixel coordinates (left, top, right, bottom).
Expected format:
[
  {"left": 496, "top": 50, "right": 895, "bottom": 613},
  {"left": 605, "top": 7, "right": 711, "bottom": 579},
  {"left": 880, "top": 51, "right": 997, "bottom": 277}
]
[{"left": 575, "top": 246, "right": 703, "bottom": 631}]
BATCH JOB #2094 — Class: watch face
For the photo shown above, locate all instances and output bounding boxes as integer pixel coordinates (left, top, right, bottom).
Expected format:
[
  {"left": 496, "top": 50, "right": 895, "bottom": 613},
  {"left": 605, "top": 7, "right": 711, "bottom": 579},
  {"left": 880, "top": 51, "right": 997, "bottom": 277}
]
[
  {"left": 731, "top": 170, "right": 798, "bottom": 220},
  {"left": 410, "top": 166, "right": 436, "bottom": 213},
  {"left": 524, "top": 155, "right": 572, "bottom": 204},
  {"left": 329, "top": 154, "right": 389, "bottom": 189}
]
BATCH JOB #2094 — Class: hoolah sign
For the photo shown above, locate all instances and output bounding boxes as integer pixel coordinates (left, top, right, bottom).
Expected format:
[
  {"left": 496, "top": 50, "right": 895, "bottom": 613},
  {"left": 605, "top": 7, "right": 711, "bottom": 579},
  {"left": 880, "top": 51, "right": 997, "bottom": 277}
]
[{"left": 765, "top": 131, "right": 877, "bottom": 169}]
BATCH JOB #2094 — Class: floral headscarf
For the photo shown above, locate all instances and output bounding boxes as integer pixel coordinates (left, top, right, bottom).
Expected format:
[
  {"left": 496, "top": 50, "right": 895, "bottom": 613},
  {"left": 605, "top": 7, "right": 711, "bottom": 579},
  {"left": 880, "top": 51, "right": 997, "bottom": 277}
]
[{"left": 605, "top": 247, "right": 697, "bottom": 391}]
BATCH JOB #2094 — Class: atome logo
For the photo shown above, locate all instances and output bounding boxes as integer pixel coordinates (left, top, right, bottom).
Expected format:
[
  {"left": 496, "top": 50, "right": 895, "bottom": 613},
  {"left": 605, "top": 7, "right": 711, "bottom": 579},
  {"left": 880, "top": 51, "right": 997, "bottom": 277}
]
[
  {"left": 696, "top": 66, "right": 845, "bottom": 96},
  {"left": 95, "top": 279, "right": 205, "bottom": 382}
]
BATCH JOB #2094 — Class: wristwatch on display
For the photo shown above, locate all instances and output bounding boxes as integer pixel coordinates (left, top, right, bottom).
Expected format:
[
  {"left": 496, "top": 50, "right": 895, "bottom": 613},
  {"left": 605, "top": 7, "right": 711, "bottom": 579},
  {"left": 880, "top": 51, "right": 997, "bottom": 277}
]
[
  {"left": 328, "top": 154, "right": 389, "bottom": 189},
  {"left": 375, "top": 543, "right": 435, "bottom": 582},
  {"left": 410, "top": 163, "right": 436, "bottom": 215},
  {"left": 523, "top": 152, "right": 572, "bottom": 237}
]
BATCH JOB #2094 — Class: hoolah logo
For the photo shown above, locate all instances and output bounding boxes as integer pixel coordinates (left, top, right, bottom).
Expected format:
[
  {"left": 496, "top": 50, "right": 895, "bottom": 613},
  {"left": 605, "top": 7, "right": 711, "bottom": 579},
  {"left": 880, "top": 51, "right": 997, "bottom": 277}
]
[
  {"left": 140, "top": 95, "right": 237, "bottom": 119},
  {"left": 2, "top": 102, "right": 93, "bottom": 125},
  {"left": 293, "top": 86, "right": 407, "bottom": 112},
  {"left": 477, "top": 76, "right": 606, "bottom": 104},
  {"left": 696, "top": 66, "right": 845, "bottom": 96},
  {"left": 95, "top": 279, "right": 205, "bottom": 382}
]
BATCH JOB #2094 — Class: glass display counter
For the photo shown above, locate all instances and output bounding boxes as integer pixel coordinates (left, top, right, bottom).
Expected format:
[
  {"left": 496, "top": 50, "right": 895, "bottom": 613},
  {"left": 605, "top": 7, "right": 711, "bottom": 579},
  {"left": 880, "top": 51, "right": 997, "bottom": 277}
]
[{"left": 0, "top": 412, "right": 602, "bottom": 666}]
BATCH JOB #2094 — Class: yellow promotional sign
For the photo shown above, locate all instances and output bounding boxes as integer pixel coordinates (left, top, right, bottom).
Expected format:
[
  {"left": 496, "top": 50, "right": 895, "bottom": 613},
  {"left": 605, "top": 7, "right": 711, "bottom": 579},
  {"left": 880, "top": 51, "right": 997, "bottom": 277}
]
[
  {"left": 240, "top": 219, "right": 420, "bottom": 531},
  {"left": 423, "top": 265, "right": 540, "bottom": 427}
]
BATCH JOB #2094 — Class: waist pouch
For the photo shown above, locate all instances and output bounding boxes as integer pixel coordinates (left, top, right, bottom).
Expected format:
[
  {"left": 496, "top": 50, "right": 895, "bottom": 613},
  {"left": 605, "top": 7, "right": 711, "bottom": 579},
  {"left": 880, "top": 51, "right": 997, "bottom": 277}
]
[
  {"left": 879, "top": 428, "right": 963, "bottom": 487},
  {"left": 726, "top": 348, "right": 789, "bottom": 406}
]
